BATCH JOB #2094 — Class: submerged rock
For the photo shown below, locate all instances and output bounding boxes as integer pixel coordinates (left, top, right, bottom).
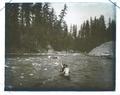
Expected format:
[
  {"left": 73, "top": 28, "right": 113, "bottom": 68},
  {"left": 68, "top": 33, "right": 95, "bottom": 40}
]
[
  {"left": 20, "top": 76, "right": 24, "bottom": 79},
  {"left": 48, "top": 56, "right": 59, "bottom": 59},
  {"left": 29, "top": 73, "right": 34, "bottom": 76},
  {"left": 44, "top": 68, "right": 47, "bottom": 70}
]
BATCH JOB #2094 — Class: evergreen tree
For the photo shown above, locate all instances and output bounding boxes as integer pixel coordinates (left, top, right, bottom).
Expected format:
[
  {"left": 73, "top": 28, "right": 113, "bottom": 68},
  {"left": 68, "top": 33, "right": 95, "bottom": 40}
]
[
  {"left": 6, "top": 3, "right": 115, "bottom": 53},
  {"left": 6, "top": 3, "right": 20, "bottom": 53}
]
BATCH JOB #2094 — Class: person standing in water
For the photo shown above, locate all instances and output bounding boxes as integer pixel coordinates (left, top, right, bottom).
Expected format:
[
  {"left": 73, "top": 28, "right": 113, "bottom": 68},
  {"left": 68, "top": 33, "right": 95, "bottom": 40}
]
[
  {"left": 63, "top": 64, "right": 70, "bottom": 80},
  {"left": 60, "top": 63, "right": 70, "bottom": 80}
]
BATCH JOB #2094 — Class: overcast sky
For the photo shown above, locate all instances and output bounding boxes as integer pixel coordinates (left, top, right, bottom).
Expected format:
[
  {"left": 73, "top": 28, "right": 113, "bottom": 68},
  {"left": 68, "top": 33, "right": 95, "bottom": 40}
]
[{"left": 51, "top": 2, "right": 116, "bottom": 30}]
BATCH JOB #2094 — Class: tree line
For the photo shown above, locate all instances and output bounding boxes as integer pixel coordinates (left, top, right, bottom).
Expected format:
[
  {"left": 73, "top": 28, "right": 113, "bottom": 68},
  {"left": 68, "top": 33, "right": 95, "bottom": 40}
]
[
  {"left": 72, "top": 16, "right": 115, "bottom": 52},
  {"left": 5, "top": 3, "right": 115, "bottom": 53}
]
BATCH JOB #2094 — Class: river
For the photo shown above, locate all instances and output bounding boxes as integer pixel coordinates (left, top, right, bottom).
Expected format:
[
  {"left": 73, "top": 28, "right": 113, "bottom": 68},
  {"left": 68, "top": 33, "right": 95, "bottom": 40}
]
[{"left": 5, "top": 53, "right": 115, "bottom": 91}]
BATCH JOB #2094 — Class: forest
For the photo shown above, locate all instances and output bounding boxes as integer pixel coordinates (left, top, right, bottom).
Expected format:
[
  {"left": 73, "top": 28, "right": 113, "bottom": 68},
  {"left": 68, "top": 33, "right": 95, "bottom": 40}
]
[{"left": 5, "top": 3, "right": 116, "bottom": 53}]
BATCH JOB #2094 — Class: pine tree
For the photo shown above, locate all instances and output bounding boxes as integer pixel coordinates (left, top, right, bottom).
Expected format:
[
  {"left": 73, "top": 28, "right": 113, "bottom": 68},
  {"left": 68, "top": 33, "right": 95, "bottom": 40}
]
[{"left": 6, "top": 3, "right": 20, "bottom": 53}]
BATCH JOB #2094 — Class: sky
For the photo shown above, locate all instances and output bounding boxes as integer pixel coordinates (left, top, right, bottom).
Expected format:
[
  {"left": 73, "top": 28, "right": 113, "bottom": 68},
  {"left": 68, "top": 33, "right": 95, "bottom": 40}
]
[{"left": 51, "top": 2, "right": 116, "bottom": 30}]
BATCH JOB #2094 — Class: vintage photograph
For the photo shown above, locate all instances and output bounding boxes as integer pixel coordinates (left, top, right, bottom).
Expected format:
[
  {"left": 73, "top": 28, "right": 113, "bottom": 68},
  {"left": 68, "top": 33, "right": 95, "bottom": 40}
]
[{"left": 5, "top": 2, "right": 115, "bottom": 91}]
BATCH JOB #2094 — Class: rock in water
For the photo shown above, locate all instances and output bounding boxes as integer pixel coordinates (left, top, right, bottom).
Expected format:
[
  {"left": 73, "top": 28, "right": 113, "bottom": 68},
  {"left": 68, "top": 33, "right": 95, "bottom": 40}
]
[
  {"left": 48, "top": 56, "right": 59, "bottom": 59},
  {"left": 29, "top": 73, "right": 34, "bottom": 76},
  {"left": 44, "top": 68, "right": 47, "bottom": 70},
  {"left": 54, "top": 62, "right": 59, "bottom": 66},
  {"left": 48, "top": 56, "right": 51, "bottom": 59},
  {"left": 20, "top": 76, "right": 24, "bottom": 79}
]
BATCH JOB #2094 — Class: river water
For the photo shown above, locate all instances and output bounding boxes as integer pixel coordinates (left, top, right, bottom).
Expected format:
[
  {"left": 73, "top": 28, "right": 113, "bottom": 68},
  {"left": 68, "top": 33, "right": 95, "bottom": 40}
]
[{"left": 5, "top": 53, "right": 115, "bottom": 91}]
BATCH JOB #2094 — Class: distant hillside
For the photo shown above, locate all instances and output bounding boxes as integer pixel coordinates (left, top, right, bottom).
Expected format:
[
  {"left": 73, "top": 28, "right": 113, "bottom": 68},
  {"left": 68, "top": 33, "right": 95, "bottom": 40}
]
[{"left": 88, "top": 41, "right": 114, "bottom": 58}]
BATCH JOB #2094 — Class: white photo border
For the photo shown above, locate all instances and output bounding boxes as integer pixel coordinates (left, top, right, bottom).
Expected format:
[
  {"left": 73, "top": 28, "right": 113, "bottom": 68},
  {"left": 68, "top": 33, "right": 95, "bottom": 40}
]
[{"left": 0, "top": 0, "right": 119, "bottom": 95}]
